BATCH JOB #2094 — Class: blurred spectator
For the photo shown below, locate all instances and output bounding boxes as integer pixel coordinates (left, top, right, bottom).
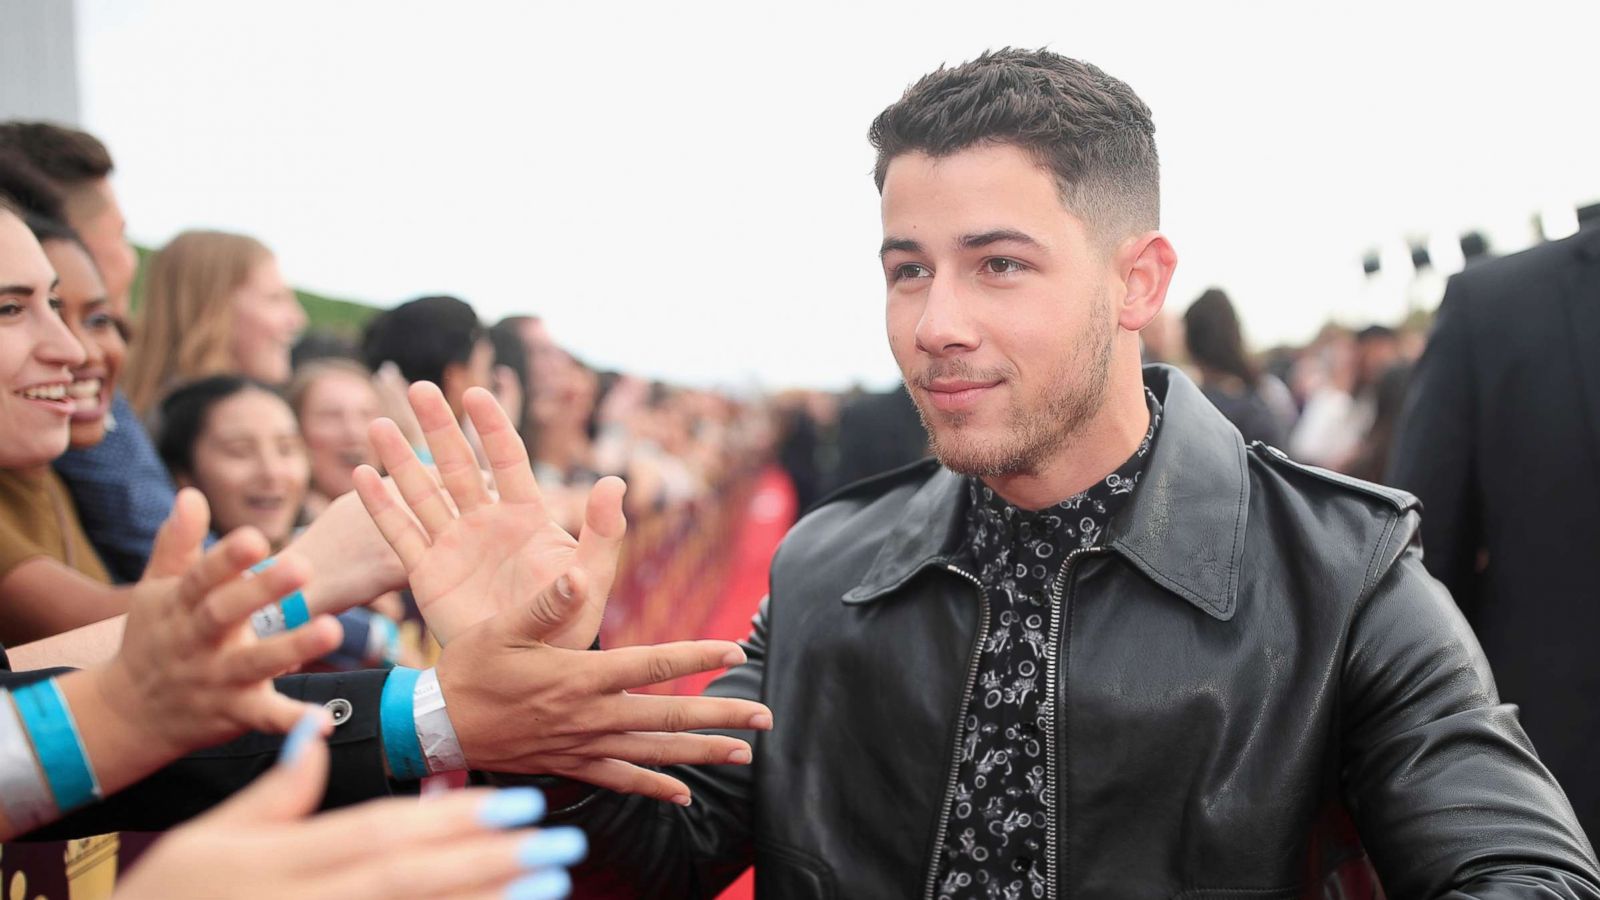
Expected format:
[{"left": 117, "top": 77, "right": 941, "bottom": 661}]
[
  {"left": 488, "top": 317, "right": 531, "bottom": 434},
  {"left": 1182, "top": 288, "right": 1291, "bottom": 447},
  {"left": 1288, "top": 324, "right": 1363, "bottom": 467},
  {"left": 1387, "top": 223, "right": 1600, "bottom": 838},
  {"left": 288, "top": 359, "right": 381, "bottom": 519},
  {"left": 155, "top": 376, "right": 309, "bottom": 549},
  {"left": 0, "top": 122, "right": 139, "bottom": 315},
  {"left": 290, "top": 328, "right": 360, "bottom": 370},
  {"left": 834, "top": 387, "right": 928, "bottom": 492},
  {"left": 125, "top": 230, "right": 307, "bottom": 415},
  {"left": 360, "top": 295, "right": 492, "bottom": 422},
  {"left": 1342, "top": 362, "right": 1411, "bottom": 483}
]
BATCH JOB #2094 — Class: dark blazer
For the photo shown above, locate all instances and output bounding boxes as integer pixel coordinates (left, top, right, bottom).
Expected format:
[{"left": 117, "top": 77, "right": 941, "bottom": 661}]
[
  {"left": 1387, "top": 224, "right": 1600, "bottom": 841},
  {"left": 0, "top": 650, "right": 398, "bottom": 836}
]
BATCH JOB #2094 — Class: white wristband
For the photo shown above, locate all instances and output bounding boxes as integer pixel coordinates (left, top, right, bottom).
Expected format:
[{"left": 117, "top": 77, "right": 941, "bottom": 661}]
[
  {"left": 0, "top": 690, "right": 60, "bottom": 832},
  {"left": 412, "top": 668, "right": 465, "bottom": 775}
]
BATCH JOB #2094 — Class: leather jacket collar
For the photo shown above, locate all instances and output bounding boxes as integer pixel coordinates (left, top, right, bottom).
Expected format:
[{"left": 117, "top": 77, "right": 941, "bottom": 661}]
[{"left": 843, "top": 365, "right": 1248, "bottom": 621}]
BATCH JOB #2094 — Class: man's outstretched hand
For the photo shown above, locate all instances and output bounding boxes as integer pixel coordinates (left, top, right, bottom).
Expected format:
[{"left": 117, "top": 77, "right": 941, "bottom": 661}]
[
  {"left": 437, "top": 568, "right": 772, "bottom": 805},
  {"left": 353, "top": 383, "right": 623, "bottom": 648}
]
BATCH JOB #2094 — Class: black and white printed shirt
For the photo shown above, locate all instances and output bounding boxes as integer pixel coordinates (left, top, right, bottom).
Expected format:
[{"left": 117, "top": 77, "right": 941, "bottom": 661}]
[{"left": 935, "top": 390, "right": 1162, "bottom": 900}]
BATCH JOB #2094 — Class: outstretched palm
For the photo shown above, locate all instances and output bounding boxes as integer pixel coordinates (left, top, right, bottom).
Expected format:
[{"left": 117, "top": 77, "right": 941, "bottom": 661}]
[{"left": 353, "top": 383, "right": 625, "bottom": 648}]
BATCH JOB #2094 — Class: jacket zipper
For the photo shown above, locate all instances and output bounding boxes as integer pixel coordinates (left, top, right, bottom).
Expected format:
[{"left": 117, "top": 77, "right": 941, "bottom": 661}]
[
  {"left": 1043, "top": 546, "right": 1107, "bottom": 897},
  {"left": 921, "top": 563, "right": 991, "bottom": 900}
]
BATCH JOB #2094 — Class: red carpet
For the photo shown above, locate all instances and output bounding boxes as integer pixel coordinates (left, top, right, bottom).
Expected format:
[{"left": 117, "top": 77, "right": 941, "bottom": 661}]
[{"left": 698, "top": 466, "right": 796, "bottom": 899}]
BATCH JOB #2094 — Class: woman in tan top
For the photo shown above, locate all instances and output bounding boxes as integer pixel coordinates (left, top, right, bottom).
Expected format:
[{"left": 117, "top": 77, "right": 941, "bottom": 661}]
[{"left": 0, "top": 215, "right": 124, "bottom": 644}]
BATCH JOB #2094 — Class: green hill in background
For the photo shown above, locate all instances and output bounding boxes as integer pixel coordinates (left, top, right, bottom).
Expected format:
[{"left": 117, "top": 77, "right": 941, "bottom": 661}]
[{"left": 131, "top": 245, "right": 383, "bottom": 340}]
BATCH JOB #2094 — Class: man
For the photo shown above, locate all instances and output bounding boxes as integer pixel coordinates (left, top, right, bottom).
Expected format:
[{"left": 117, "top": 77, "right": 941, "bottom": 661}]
[
  {"left": 488, "top": 50, "right": 1589, "bottom": 895},
  {"left": 1387, "top": 222, "right": 1600, "bottom": 841}
]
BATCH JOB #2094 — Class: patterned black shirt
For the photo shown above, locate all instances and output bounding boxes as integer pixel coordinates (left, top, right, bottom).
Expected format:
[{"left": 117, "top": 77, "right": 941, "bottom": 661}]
[{"left": 936, "top": 390, "right": 1162, "bottom": 899}]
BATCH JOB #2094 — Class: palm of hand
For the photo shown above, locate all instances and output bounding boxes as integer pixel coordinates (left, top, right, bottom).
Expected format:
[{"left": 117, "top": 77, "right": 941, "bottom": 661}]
[{"left": 409, "top": 499, "right": 600, "bottom": 649}]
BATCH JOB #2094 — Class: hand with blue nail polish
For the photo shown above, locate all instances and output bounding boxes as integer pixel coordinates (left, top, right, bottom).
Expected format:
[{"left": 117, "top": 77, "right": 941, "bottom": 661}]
[
  {"left": 115, "top": 716, "right": 588, "bottom": 900},
  {"left": 0, "top": 490, "right": 344, "bottom": 841}
]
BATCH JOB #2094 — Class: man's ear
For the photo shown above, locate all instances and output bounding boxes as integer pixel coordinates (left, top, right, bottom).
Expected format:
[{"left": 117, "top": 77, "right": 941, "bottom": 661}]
[{"left": 1116, "top": 231, "right": 1178, "bottom": 332}]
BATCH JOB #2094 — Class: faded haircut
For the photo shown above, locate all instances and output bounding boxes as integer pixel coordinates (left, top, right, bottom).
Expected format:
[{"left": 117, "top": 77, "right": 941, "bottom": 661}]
[{"left": 869, "top": 48, "right": 1159, "bottom": 247}]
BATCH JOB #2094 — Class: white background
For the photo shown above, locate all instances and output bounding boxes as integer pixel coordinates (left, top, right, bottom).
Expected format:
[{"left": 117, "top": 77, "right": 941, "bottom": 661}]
[{"left": 78, "top": 0, "right": 1600, "bottom": 389}]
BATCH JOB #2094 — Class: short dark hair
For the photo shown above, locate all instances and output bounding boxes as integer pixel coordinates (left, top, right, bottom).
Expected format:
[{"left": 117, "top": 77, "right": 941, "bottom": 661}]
[
  {"left": 155, "top": 375, "right": 279, "bottom": 477},
  {"left": 869, "top": 48, "right": 1159, "bottom": 245},
  {"left": 0, "top": 147, "right": 69, "bottom": 222},
  {"left": 1184, "top": 288, "right": 1258, "bottom": 386},
  {"left": 361, "top": 295, "right": 483, "bottom": 386},
  {"left": 0, "top": 122, "right": 114, "bottom": 188}
]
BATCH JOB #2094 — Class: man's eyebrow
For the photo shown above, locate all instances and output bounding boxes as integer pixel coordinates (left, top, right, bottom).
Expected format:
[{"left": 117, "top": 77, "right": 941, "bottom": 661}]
[
  {"left": 879, "top": 236, "right": 923, "bottom": 258},
  {"left": 959, "top": 229, "right": 1043, "bottom": 250},
  {"left": 0, "top": 283, "right": 37, "bottom": 297}
]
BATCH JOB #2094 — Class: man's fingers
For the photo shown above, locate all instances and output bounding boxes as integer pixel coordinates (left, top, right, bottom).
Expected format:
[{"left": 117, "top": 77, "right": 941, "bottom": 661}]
[
  {"left": 221, "top": 616, "right": 342, "bottom": 683},
  {"left": 411, "top": 381, "right": 492, "bottom": 517},
  {"left": 587, "top": 640, "right": 747, "bottom": 693},
  {"left": 591, "top": 693, "right": 774, "bottom": 736},
  {"left": 464, "top": 386, "right": 544, "bottom": 508},
  {"left": 574, "top": 476, "right": 628, "bottom": 600},
  {"left": 176, "top": 526, "right": 272, "bottom": 613},
  {"left": 145, "top": 487, "right": 211, "bottom": 579},
  {"left": 552, "top": 756, "right": 696, "bottom": 806},
  {"left": 369, "top": 417, "right": 457, "bottom": 538},
  {"left": 576, "top": 731, "right": 753, "bottom": 769},
  {"left": 352, "top": 465, "right": 431, "bottom": 571}
]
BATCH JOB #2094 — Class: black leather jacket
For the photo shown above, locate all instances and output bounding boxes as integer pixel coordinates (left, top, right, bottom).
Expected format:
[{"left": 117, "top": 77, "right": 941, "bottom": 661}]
[{"left": 560, "top": 367, "right": 1599, "bottom": 898}]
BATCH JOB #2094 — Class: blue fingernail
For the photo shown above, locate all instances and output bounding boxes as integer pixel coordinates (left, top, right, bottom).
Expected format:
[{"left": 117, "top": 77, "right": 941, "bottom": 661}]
[
  {"left": 506, "top": 869, "right": 571, "bottom": 900},
  {"left": 279, "top": 708, "right": 321, "bottom": 764},
  {"left": 518, "top": 827, "right": 587, "bottom": 868},
  {"left": 479, "top": 788, "right": 547, "bottom": 828}
]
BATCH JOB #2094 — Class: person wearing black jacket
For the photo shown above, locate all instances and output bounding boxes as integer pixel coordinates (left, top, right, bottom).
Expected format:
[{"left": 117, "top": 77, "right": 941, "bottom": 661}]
[
  {"left": 1387, "top": 223, "right": 1600, "bottom": 842},
  {"left": 380, "top": 50, "right": 1597, "bottom": 896}
]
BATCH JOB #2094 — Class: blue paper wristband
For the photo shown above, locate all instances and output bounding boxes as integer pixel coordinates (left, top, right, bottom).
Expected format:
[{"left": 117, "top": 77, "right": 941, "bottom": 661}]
[
  {"left": 249, "top": 557, "right": 310, "bottom": 631},
  {"left": 380, "top": 667, "right": 427, "bottom": 780},
  {"left": 12, "top": 679, "right": 100, "bottom": 812},
  {"left": 279, "top": 589, "right": 310, "bottom": 629}
]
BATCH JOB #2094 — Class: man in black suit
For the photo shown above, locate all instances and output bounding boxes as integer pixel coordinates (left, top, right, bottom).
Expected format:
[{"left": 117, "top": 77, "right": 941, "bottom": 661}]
[{"left": 1388, "top": 222, "right": 1600, "bottom": 841}]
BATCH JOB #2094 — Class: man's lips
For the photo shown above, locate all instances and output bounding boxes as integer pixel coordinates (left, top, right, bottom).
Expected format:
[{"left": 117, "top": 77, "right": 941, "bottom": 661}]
[{"left": 922, "top": 379, "right": 1001, "bottom": 413}]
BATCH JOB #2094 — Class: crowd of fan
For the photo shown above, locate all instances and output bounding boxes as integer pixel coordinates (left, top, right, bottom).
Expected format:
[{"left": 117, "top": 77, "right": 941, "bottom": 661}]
[{"left": 0, "top": 121, "right": 776, "bottom": 898}]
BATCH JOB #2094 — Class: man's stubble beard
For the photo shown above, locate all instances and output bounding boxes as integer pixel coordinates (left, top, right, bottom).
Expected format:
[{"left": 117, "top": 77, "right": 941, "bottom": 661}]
[{"left": 909, "top": 300, "right": 1117, "bottom": 479}]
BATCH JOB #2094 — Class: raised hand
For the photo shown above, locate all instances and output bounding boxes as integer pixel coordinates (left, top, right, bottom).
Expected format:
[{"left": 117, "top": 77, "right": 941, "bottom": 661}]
[
  {"left": 436, "top": 566, "right": 773, "bottom": 804},
  {"left": 114, "top": 713, "right": 583, "bottom": 900},
  {"left": 94, "top": 489, "right": 344, "bottom": 758},
  {"left": 353, "top": 382, "right": 624, "bottom": 648}
]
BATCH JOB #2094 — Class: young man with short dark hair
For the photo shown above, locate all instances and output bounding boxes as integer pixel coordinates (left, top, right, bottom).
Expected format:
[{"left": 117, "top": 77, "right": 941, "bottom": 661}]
[{"left": 533, "top": 49, "right": 1599, "bottom": 896}]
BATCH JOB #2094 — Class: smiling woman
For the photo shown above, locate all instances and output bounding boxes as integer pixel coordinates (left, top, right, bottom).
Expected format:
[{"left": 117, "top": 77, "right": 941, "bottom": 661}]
[
  {"left": 154, "top": 375, "right": 309, "bottom": 549},
  {"left": 123, "top": 229, "right": 307, "bottom": 417},
  {"left": 0, "top": 204, "right": 133, "bottom": 645}
]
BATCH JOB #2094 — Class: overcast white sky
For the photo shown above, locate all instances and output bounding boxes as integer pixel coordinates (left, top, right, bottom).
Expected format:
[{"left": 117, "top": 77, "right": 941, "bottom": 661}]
[{"left": 77, "top": 1, "right": 1600, "bottom": 390}]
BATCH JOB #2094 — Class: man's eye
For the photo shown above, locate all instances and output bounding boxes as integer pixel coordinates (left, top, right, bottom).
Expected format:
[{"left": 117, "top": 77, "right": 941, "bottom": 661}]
[
  {"left": 48, "top": 296, "right": 65, "bottom": 313},
  {"left": 0, "top": 303, "right": 21, "bottom": 318},
  {"left": 983, "top": 258, "right": 1025, "bottom": 275},
  {"left": 893, "top": 263, "right": 931, "bottom": 281}
]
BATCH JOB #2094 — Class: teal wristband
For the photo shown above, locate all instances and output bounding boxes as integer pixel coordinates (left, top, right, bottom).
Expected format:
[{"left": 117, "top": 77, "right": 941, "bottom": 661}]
[
  {"left": 248, "top": 557, "right": 310, "bottom": 632},
  {"left": 380, "top": 667, "right": 427, "bottom": 780},
  {"left": 12, "top": 679, "right": 101, "bottom": 812},
  {"left": 279, "top": 590, "right": 310, "bottom": 629}
]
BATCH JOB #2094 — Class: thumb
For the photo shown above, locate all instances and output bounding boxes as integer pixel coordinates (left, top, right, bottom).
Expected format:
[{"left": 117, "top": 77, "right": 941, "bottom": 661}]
[
  {"left": 517, "top": 568, "right": 587, "bottom": 642},
  {"left": 203, "top": 708, "right": 331, "bottom": 827},
  {"left": 144, "top": 488, "right": 211, "bottom": 580}
]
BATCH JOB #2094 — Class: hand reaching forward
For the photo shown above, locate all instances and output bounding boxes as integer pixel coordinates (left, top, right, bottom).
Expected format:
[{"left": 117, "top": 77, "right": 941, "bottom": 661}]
[
  {"left": 94, "top": 489, "right": 344, "bottom": 760},
  {"left": 437, "top": 567, "right": 774, "bottom": 805},
  {"left": 354, "top": 382, "right": 624, "bottom": 648},
  {"left": 115, "top": 712, "right": 584, "bottom": 900}
]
